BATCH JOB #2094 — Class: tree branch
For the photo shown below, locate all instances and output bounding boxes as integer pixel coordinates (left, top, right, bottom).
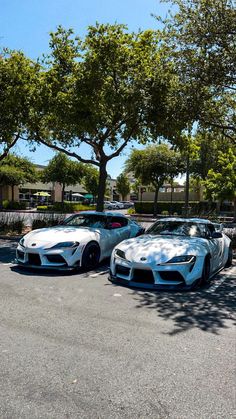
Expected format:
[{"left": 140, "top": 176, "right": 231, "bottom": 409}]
[
  {"left": 36, "top": 135, "right": 100, "bottom": 167},
  {"left": 0, "top": 134, "right": 20, "bottom": 162}
]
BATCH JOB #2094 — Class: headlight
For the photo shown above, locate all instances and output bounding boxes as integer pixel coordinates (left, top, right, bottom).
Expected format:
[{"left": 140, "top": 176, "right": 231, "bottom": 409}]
[
  {"left": 114, "top": 249, "right": 126, "bottom": 260},
  {"left": 19, "top": 237, "right": 25, "bottom": 247},
  {"left": 46, "top": 241, "right": 80, "bottom": 250},
  {"left": 163, "top": 255, "right": 196, "bottom": 264}
]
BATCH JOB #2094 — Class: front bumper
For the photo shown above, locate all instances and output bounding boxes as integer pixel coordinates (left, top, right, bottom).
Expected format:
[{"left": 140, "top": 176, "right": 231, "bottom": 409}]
[
  {"left": 108, "top": 271, "right": 194, "bottom": 290},
  {"left": 15, "top": 259, "right": 75, "bottom": 271},
  {"left": 16, "top": 245, "right": 82, "bottom": 270}
]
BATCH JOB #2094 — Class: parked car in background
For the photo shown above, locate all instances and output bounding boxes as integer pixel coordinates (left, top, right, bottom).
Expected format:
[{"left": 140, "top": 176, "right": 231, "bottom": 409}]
[
  {"left": 16, "top": 211, "right": 145, "bottom": 271},
  {"left": 109, "top": 217, "right": 232, "bottom": 289},
  {"left": 103, "top": 201, "right": 117, "bottom": 210},
  {"left": 110, "top": 201, "right": 124, "bottom": 209},
  {"left": 121, "top": 201, "right": 135, "bottom": 209}
]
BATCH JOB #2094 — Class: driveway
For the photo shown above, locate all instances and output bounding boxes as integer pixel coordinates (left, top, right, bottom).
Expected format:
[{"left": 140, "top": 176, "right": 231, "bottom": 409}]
[{"left": 0, "top": 238, "right": 235, "bottom": 418}]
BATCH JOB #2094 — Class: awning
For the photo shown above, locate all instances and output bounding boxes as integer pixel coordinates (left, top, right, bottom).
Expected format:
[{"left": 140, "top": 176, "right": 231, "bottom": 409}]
[
  {"left": 72, "top": 193, "right": 84, "bottom": 197},
  {"left": 83, "top": 194, "right": 93, "bottom": 199}
]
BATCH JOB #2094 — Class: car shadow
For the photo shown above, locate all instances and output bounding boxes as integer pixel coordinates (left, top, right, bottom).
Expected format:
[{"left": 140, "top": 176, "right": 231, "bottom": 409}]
[
  {"left": 0, "top": 240, "right": 18, "bottom": 263},
  {"left": 127, "top": 266, "right": 235, "bottom": 335}
]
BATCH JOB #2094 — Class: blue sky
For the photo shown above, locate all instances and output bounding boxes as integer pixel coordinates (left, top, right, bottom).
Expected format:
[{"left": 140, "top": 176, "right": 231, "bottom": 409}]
[{"left": 1, "top": 0, "right": 173, "bottom": 178}]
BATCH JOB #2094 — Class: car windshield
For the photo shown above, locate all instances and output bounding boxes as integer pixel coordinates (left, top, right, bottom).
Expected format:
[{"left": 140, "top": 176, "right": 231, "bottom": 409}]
[
  {"left": 63, "top": 214, "right": 107, "bottom": 229},
  {"left": 146, "top": 221, "right": 207, "bottom": 238}
]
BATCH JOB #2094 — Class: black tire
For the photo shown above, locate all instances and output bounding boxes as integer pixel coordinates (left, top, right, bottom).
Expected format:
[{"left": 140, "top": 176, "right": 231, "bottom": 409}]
[
  {"left": 201, "top": 257, "right": 211, "bottom": 285},
  {"left": 225, "top": 246, "right": 233, "bottom": 268},
  {"left": 82, "top": 242, "right": 100, "bottom": 270}
]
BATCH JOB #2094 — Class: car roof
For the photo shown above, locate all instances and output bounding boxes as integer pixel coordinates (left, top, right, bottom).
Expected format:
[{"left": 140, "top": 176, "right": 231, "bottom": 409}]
[
  {"left": 158, "top": 217, "right": 213, "bottom": 225},
  {"left": 78, "top": 211, "right": 126, "bottom": 217}
]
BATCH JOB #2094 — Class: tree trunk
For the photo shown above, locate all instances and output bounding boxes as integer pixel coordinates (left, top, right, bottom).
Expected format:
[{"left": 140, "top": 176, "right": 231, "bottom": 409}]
[
  {"left": 153, "top": 187, "right": 159, "bottom": 217},
  {"left": 11, "top": 185, "right": 14, "bottom": 202},
  {"left": 233, "top": 195, "right": 236, "bottom": 222},
  {"left": 0, "top": 185, "right": 2, "bottom": 209},
  {"left": 96, "top": 162, "right": 108, "bottom": 212},
  {"left": 184, "top": 154, "right": 190, "bottom": 217},
  {"left": 170, "top": 178, "right": 174, "bottom": 215},
  {"left": 62, "top": 184, "right": 65, "bottom": 203}
]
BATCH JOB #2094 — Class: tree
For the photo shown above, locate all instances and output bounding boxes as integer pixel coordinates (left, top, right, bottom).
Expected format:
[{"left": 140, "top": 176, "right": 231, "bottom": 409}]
[
  {"left": 41, "top": 153, "right": 84, "bottom": 202},
  {"left": 0, "top": 50, "right": 38, "bottom": 161},
  {"left": 125, "top": 144, "right": 184, "bottom": 216},
  {"left": 27, "top": 24, "right": 185, "bottom": 211},
  {"left": 0, "top": 154, "right": 38, "bottom": 201},
  {"left": 81, "top": 165, "right": 100, "bottom": 202},
  {"left": 204, "top": 149, "right": 236, "bottom": 218},
  {"left": 160, "top": 0, "right": 236, "bottom": 140},
  {"left": 116, "top": 173, "right": 130, "bottom": 200}
]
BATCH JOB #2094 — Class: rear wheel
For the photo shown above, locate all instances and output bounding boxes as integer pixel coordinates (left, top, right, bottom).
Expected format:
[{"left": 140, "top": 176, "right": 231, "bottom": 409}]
[
  {"left": 82, "top": 242, "right": 100, "bottom": 270},
  {"left": 225, "top": 246, "right": 233, "bottom": 268}
]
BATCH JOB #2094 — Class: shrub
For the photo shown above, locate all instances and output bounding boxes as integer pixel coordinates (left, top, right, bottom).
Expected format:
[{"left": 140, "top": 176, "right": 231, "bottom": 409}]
[
  {"left": 0, "top": 213, "right": 25, "bottom": 234},
  {"left": 31, "top": 214, "right": 65, "bottom": 230},
  {"left": 161, "top": 210, "right": 169, "bottom": 216},
  {"left": 127, "top": 207, "right": 135, "bottom": 215},
  {"left": 36, "top": 205, "right": 50, "bottom": 211},
  {"left": 2, "top": 200, "right": 27, "bottom": 210},
  {"left": 134, "top": 201, "right": 217, "bottom": 215},
  {"left": 50, "top": 202, "right": 95, "bottom": 213}
]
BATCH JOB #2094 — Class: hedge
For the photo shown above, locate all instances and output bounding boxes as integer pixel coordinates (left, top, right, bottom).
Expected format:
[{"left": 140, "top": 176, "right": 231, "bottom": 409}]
[
  {"left": 2, "top": 200, "right": 27, "bottom": 210},
  {"left": 134, "top": 201, "right": 217, "bottom": 215},
  {"left": 37, "top": 202, "right": 96, "bottom": 213}
]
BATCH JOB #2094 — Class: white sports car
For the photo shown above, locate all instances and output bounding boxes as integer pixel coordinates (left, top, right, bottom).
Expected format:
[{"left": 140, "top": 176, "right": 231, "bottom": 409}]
[
  {"left": 109, "top": 218, "right": 232, "bottom": 289},
  {"left": 16, "top": 211, "right": 144, "bottom": 271}
]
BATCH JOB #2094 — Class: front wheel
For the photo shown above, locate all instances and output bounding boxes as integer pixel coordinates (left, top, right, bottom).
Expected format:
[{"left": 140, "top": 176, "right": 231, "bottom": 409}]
[{"left": 82, "top": 242, "right": 100, "bottom": 270}]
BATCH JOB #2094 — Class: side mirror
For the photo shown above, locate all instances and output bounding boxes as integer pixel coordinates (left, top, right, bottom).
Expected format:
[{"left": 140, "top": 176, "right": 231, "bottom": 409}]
[{"left": 211, "top": 232, "right": 223, "bottom": 239}]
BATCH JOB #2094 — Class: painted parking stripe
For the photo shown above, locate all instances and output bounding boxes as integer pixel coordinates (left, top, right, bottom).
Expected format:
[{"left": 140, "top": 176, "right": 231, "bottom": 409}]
[
  {"left": 206, "top": 266, "right": 235, "bottom": 293},
  {"left": 90, "top": 269, "right": 109, "bottom": 278}
]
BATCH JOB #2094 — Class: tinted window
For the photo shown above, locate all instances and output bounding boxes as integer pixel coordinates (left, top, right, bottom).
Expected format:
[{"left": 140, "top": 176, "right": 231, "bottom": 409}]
[
  {"left": 146, "top": 221, "right": 205, "bottom": 238},
  {"left": 63, "top": 214, "right": 107, "bottom": 228}
]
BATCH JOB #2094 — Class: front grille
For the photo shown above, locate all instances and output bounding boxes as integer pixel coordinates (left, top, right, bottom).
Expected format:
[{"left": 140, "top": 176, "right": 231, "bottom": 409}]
[
  {"left": 28, "top": 253, "right": 41, "bottom": 266},
  {"left": 159, "top": 271, "right": 184, "bottom": 282},
  {"left": 17, "top": 250, "right": 24, "bottom": 260},
  {"left": 116, "top": 265, "right": 130, "bottom": 276},
  {"left": 46, "top": 254, "right": 66, "bottom": 264},
  {"left": 132, "top": 269, "right": 154, "bottom": 284}
]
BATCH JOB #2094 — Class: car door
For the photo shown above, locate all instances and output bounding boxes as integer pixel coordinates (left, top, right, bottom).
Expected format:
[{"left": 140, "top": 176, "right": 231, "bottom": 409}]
[
  {"left": 206, "top": 225, "right": 223, "bottom": 271},
  {"left": 109, "top": 216, "right": 131, "bottom": 245}
]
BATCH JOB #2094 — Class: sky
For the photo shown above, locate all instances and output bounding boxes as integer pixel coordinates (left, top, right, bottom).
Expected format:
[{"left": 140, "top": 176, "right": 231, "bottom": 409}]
[{"left": 1, "top": 0, "right": 174, "bottom": 179}]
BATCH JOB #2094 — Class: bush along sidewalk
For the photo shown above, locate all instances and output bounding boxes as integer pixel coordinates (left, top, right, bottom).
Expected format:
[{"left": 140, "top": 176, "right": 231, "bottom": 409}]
[{"left": 0, "top": 213, "right": 26, "bottom": 235}]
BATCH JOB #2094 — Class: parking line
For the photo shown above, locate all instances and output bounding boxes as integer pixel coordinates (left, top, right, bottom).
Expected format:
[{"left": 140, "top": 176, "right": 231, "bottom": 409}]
[
  {"left": 205, "top": 267, "right": 235, "bottom": 293},
  {"left": 90, "top": 269, "right": 109, "bottom": 278}
]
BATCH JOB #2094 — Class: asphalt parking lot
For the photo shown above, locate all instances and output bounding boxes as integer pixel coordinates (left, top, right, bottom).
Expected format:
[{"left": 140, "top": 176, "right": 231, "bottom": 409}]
[{"left": 0, "top": 238, "right": 235, "bottom": 419}]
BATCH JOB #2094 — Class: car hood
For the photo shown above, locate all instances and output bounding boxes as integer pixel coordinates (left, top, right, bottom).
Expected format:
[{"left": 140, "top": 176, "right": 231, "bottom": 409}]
[
  {"left": 21, "top": 226, "right": 99, "bottom": 248},
  {"left": 116, "top": 234, "right": 208, "bottom": 264}
]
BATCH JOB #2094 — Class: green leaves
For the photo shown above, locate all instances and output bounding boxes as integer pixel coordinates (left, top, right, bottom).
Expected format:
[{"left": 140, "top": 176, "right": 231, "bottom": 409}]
[
  {"left": 0, "top": 51, "right": 38, "bottom": 156},
  {"left": 41, "top": 153, "right": 84, "bottom": 187},
  {"left": 160, "top": 0, "right": 236, "bottom": 139},
  {"left": 116, "top": 173, "right": 130, "bottom": 200},
  {"left": 0, "top": 154, "right": 38, "bottom": 187},
  {"left": 204, "top": 148, "right": 236, "bottom": 202},
  {"left": 125, "top": 144, "right": 184, "bottom": 189}
]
